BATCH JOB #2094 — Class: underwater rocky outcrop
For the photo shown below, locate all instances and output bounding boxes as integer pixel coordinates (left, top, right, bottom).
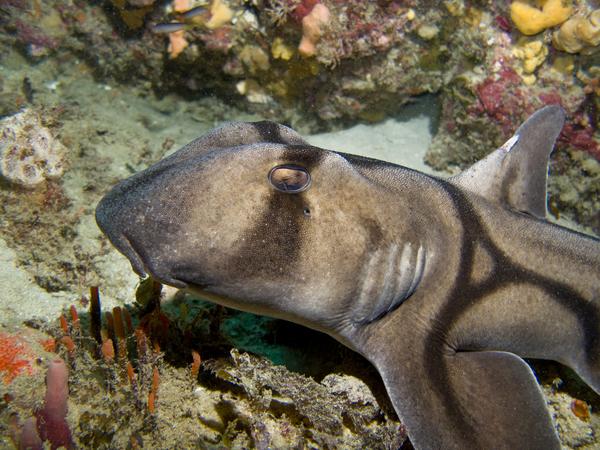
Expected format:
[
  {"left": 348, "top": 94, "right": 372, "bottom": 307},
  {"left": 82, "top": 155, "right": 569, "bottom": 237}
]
[
  {"left": 0, "top": 1, "right": 599, "bottom": 447},
  {"left": 422, "top": 1, "right": 599, "bottom": 232},
  {"left": 1, "top": 0, "right": 597, "bottom": 231}
]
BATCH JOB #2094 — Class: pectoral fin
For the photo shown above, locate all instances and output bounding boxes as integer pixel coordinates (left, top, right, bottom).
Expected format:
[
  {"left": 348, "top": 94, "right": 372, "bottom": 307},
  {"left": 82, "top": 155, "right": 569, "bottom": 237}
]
[{"left": 377, "top": 350, "right": 560, "bottom": 449}]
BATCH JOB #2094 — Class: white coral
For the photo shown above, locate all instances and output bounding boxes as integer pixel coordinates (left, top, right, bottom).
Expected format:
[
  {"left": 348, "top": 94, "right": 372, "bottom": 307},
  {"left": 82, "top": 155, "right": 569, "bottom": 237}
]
[{"left": 0, "top": 109, "right": 65, "bottom": 187}]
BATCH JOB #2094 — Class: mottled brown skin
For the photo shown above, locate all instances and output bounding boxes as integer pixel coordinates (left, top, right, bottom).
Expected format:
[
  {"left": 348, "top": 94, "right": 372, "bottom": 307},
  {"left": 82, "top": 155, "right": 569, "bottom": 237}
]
[{"left": 96, "top": 107, "right": 600, "bottom": 449}]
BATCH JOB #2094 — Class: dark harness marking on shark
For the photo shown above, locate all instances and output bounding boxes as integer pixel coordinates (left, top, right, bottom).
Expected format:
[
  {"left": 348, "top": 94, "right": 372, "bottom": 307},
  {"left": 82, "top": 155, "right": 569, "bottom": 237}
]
[
  {"left": 423, "top": 179, "right": 600, "bottom": 441},
  {"left": 252, "top": 120, "right": 291, "bottom": 144},
  {"left": 229, "top": 142, "right": 324, "bottom": 278}
]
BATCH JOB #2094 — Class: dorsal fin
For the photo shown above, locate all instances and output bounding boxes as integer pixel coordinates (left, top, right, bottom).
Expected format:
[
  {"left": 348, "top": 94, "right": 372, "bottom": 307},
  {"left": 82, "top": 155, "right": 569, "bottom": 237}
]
[{"left": 451, "top": 106, "right": 565, "bottom": 218}]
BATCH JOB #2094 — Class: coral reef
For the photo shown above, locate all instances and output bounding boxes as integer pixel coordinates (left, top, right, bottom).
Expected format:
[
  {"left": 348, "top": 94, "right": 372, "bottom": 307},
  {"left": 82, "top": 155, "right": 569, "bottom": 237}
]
[
  {"left": 553, "top": 9, "right": 600, "bottom": 54},
  {"left": 0, "top": 0, "right": 595, "bottom": 144},
  {"left": 420, "top": 1, "right": 599, "bottom": 233},
  {"left": 1, "top": 286, "right": 599, "bottom": 448},
  {"left": 425, "top": 59, "right": 599, "bottom": 231},
  {"left": 0, "top": 109, "right": 65, "bottom": 188},
  {"left": 0, "top": 0, "right": 443, "bottom": 126}
]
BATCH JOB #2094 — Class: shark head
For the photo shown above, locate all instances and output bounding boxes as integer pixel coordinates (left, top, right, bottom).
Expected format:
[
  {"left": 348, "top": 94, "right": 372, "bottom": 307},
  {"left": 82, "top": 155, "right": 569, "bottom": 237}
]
[{"left": 95, "top": 122, "right": 427, "bottom": 339}]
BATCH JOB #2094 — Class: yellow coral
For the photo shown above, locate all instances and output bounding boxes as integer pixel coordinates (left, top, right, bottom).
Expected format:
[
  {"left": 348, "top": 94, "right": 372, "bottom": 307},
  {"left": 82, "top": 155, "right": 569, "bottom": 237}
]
[
  {"left": 271, "top": 38, "right": 294, "bottom": 60},
  {"left": 206, "top": 0, "right": 232, "bottom": 30},
  {"left": 552, "top": 10, "right": 600, "bottom": 54},
  {"left": 552, "top": 54, "right": 575, "bottom": 75},
  {"left": 240, "top": 45, "right": 270, "bottom": 74},
  {"left": 417, "top": 24, "right": 439, "bottom": 40},
  {"left": 510, "top": 0, "right": 572, "bottom": 35},
  {"left": 464, "top": 8, "right": 483, "bottom": 27},
  {"left": 268, "top": 80, "right": 289, "bottom": 98},
  {"left": 444, "top": 0, "right": 465, "bottom": 17},
  {"left": 512, "top": 37, "right": 548, "bottom": 84}
]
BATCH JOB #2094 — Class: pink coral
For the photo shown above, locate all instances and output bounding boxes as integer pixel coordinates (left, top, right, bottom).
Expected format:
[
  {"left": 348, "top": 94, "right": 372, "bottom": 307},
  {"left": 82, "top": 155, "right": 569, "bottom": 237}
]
[
  {"left": 19, "top": 418, "right": 43, "bottom": 450},
  {"left": 298, "top": 3, "right": 330, "bottom": 57},
  {"left": 472, "top": 74, "right": 599, "bottom": 159},
  {"left": 168, "top": 29, "right": 188, "bottom": 59},
  {"left": 36, "top": 358, "right": 72, "bottom": 449},
  {"left": 537, "top": 93, "right": 599, "bottom": 158}
]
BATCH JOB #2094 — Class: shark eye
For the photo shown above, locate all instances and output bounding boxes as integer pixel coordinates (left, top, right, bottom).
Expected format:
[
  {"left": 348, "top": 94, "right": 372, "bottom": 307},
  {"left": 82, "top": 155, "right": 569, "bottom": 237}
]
[{"left": 268, "top": 165, "right": 311, "bottom": 193}]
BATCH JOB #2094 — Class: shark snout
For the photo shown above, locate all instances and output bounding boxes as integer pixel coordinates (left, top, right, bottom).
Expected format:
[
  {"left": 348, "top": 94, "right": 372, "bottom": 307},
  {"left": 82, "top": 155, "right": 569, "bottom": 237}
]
[
  {"left": 96, "top": 217, "right": 189, "bottom": 289},
  {"left": 95, "top": 182, "right": 189, "bottom": 289},
  {"left": 95, "top": 191, "right": 147, "bottom": 276}
]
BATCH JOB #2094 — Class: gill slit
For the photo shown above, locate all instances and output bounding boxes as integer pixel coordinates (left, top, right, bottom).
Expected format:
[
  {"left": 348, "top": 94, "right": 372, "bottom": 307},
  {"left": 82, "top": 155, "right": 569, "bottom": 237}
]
[{"left": 354, "top": 242, "right": 426, "bottom": 324}]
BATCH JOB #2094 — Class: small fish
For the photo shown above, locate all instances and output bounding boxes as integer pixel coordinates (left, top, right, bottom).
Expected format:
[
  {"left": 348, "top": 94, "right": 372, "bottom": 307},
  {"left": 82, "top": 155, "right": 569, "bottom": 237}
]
[
  {"left": 150, "top": 22, "right": 185, "bottom": 34},
  {"left": 151, "top": 5, "right": 209, "bottom": 34},
  {"left": 180, "top": 5, "right": 208, "bottom": 20}
]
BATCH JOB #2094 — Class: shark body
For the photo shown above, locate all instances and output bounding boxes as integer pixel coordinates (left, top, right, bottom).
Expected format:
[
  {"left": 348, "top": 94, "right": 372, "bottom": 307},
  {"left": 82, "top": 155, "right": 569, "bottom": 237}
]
[{"left": 96, "top": 106, "right": 600, "bottom": 449}]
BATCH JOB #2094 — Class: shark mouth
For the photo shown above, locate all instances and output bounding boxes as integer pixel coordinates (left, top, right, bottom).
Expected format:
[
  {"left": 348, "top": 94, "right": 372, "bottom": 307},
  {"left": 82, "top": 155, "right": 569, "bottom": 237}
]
[{"left": 109, "top": 232, "right": 189, "bottom": 289}]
